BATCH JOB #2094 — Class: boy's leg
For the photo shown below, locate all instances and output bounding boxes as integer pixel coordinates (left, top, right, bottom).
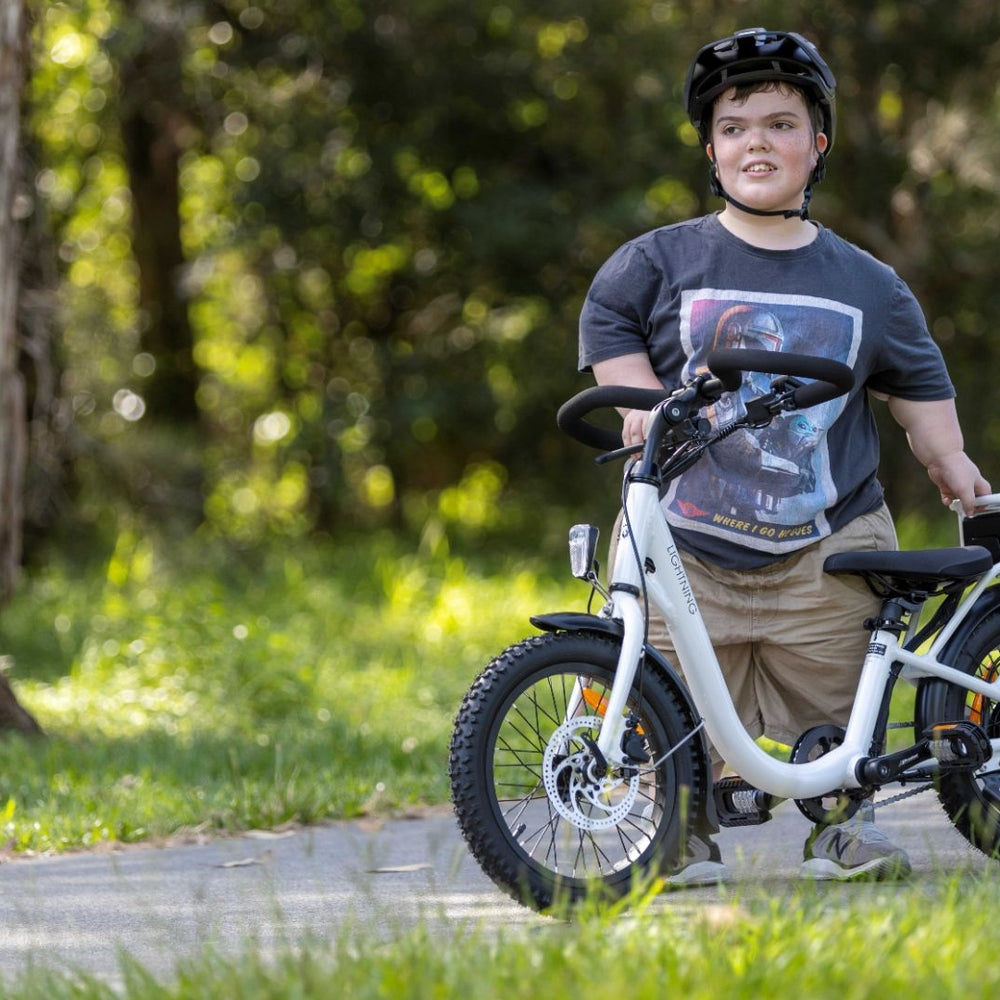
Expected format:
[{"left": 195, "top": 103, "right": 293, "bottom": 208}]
[
  {"left": 608, "top": 508, "right": 765, "bottom": 767},
  {"left": 742, "top": 505, "right": 897, "bottom": 749},
  {"left": 741, "top": 505, "right": 911, "bottom": 880},
  {"left": 631, "top": 505, "right": 909, "bottom": 881},
  {"left": 616, "top": 517, "right": 760, "bottom": 886}
]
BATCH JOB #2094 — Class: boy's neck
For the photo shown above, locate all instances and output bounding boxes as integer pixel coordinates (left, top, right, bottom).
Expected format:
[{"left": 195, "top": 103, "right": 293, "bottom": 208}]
[{"left": 717, "top": 206, "right": 820, "bottom": 250}]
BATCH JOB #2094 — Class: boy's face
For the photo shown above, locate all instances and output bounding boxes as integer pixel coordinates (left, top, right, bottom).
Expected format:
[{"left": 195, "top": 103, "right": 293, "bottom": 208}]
[{"left": 707, "top": 86, "right": 828, "bottom": 217}]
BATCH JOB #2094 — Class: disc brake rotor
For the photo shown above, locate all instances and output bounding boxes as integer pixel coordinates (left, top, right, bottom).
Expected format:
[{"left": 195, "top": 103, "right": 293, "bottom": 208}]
[{"left": 542, "top": 715, "right": 639, "bottom": 830}]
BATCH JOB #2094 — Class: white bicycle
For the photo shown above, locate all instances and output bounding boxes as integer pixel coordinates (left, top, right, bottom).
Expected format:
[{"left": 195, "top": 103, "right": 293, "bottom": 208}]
[{"left": 449, "top": 347, "right": 1000, "bottom": 910}]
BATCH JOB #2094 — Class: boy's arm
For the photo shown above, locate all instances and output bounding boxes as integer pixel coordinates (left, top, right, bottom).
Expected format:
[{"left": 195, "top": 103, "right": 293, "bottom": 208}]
[
  {"left": 886, "top": 396, "right": 991, "bottom": 513},
  {"left": 592, "top": 353, "right": 664, "bottom": 446}
]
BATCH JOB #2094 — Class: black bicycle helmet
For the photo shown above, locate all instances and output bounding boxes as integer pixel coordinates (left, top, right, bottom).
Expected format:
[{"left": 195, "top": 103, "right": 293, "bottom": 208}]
[{"left": 684, "top": 28, "right": 837, "bottom": 219}]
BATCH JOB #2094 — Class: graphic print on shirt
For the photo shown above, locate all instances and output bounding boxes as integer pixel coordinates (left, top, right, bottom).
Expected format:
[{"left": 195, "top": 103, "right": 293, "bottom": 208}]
[{"left": 664, "top": 288, "right": 862, "bottom": 555}]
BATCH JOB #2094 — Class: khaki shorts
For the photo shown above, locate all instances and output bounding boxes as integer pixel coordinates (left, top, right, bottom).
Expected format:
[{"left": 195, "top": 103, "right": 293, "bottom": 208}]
[{"left": 610, "top": 505, "right": 897, "bottom": 758}]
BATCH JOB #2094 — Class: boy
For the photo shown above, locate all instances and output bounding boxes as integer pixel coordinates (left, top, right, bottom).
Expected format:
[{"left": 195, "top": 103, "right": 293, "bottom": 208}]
[{"left": 579, "top": 28, "right": 990, "bottom": 883}]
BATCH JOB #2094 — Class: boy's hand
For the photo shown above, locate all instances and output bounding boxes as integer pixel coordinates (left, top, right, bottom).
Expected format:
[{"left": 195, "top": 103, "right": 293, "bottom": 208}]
[
  {"left": 887, "top": 396, "right": 991, "bottom": 515},
  {"left": 592, "top": 353, "right": 664, "bottom": 449},
  {"left": 622, "top": 409, "right": 651, "bottom": 447},
  {"left": 927, "top": 452, "right": 992, "bottom": 515}
]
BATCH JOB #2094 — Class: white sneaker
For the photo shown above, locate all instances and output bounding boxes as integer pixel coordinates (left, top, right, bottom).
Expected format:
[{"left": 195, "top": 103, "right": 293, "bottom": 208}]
[
  {"left": 800, "top": 801, "right": 911, "bottom": 881},
  {"left": 666, "top": 833, "right": 730, "bottom": 887}
]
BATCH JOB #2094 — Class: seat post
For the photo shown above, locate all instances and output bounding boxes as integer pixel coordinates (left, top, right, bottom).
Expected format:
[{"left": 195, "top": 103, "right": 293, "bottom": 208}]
[
  {"left": 863, "top": 596, "right": 921, "bottom": 759},
  {"left": 864, "top": 595, "right": 923, "bottom": 638}
]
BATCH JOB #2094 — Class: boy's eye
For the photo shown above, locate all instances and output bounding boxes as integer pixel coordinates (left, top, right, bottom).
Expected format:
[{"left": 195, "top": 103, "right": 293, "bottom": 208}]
[{"left": 719, "top": 121, "right": 797, "bottom": 136}]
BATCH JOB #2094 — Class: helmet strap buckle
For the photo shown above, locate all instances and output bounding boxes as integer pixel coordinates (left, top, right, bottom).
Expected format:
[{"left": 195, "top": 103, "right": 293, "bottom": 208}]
[{"left": 709, "top": 165, "right": 814, "bottom": 221}]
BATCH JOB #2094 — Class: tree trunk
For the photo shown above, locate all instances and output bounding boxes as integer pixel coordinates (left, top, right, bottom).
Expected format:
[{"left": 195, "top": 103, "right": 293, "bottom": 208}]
[
  {"left": 0, "top": 0, "right": 26, "bottom": 605},
  {"left": 0, "top": 0, "right": 42, "bottom": 736},
  {"left": 117, "top": 11, "right": 199, "bottom": 423}
]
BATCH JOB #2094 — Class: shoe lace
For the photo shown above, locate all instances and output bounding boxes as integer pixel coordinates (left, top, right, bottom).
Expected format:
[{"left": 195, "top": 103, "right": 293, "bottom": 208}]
[{"left": 845, "top": 821, "right": 893, "bottom": 846}]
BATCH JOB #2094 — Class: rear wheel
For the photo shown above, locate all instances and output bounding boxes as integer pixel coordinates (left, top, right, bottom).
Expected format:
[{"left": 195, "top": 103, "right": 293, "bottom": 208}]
[
  {"left": 449, "top": 631, "right": 708, "bottom": 910},
  {"left": 916, "top": 608, "right": 1000, "bottom": 854}
]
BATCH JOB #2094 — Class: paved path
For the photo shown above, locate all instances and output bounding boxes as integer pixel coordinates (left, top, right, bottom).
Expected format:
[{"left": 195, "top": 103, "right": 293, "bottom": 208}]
[{"left": 0, "top": 792, "right": 993, "bottom": 986}]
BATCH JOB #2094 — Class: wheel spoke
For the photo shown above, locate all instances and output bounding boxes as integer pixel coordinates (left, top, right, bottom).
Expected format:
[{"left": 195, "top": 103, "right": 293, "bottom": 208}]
[
  {"left": 495, "top": 727, "right": 545, "bottom": 774},
  {"left": 499, "top": 781, "right": 544, "bottom": 833}
]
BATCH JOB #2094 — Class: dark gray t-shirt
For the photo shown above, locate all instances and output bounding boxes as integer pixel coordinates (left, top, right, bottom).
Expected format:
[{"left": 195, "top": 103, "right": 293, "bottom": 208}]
[{"left": 579, "top": 213, "right": 954, "bottom": 569}]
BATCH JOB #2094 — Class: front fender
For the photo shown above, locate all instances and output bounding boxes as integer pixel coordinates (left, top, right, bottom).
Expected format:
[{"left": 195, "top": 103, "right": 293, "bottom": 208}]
[{"left": 530, "top": 612, "right": 718, "bottom": 831}]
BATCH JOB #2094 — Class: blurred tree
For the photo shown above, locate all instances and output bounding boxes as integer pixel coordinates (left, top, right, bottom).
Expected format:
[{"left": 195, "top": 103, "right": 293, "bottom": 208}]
[
  {"left": 111, "top": 0, "right": 200, "bottom": 422},
  {"left": 21, "top": 0, "right": 1000, "bottom": 555},
  {"left": 0, "top": 0, "right": 29, "bottom": 601},
  {"left": 171, "top": 0, "right": 709, "bottom": 541},
  {"left": 0, "top": 0, "right": 43, "bottom": 735}
]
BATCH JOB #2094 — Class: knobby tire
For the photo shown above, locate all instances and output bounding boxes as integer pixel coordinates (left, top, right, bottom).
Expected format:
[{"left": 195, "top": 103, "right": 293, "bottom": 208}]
[
  {"left": 918, "top": 608, "right": 1000, "bottom": 855},
  {"left": 448, "top": 631, "right": 707, "bottom": 911}
]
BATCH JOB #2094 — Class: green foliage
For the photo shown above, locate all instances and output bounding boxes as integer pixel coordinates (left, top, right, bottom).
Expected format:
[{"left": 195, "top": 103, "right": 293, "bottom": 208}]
[
  {"left": 0, "top": 529, "right": 580, "bottom": 852},
  {"left": 27, "top": 1, "right": 1000, "bottom": 551}
]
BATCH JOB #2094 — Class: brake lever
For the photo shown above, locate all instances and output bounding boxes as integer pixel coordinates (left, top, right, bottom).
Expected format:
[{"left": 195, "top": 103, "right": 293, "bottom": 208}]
[
  {"left": 770, "top": 375, "right": 805, "bottom": 393},
  {"left": 595, "top": 443, "right": 643, "bottom": 465},
  {"left": 743, "top": 378, "right": 806, "bottom": 427},
  {"left": 743, "top": 393, "right": 781, "bottom": 427}
]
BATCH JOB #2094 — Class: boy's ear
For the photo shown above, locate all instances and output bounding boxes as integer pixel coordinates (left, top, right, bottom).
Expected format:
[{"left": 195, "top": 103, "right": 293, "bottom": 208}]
[
  {"left": 705, "top": 142, "right": 715, "bottom": 163},
  {"left": 815, "top": 132, "right": 829, "bottom": 155}
]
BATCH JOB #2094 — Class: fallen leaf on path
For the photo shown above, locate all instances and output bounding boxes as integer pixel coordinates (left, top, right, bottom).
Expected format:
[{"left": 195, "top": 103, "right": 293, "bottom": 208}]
[
  {"left": 365, "top": 862, "right": 433, "bottom": 874},
  {"left": 215, "top": 850, "right": 273, "bottom": 869}
]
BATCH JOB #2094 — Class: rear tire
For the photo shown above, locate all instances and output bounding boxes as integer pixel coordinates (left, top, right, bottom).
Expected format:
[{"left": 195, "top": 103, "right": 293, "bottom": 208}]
[
  {"left": 448, "top": 631, "right": 707, "bottom": 910},
  {"left": 916, "top": 608, "right": 1000, "bottom": 855}
]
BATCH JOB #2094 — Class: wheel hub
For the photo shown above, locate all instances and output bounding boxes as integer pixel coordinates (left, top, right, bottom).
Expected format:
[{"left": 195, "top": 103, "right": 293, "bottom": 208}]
[{"left": 542, "top": 716, "right": 639, "bottom": 830}]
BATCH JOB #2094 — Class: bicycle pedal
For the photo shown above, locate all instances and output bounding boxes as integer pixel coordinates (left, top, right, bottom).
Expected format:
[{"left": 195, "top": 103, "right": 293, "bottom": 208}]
[
  {"left": 926, "top": 720, "right": 992, "bottom": 770},
  {"left": 713, "top": 777, "right": 781, "bottom": 827}
]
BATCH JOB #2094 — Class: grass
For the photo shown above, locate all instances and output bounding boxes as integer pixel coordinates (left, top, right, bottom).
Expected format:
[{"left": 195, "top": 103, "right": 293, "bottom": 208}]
[
  {"left": 4, "top": 873, "right": 1000, "bottom": 998},
  {"left": 0, "top": 526, "right": 581, "bottom": 853},
  {"left": 0, "top": 510, "right": 954, "bottom": 853}
]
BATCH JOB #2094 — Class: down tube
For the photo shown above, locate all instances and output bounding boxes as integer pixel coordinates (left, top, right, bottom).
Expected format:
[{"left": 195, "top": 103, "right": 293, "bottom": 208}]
[{"left": 641, "top": 508, "right": 866, "bottom": 795}]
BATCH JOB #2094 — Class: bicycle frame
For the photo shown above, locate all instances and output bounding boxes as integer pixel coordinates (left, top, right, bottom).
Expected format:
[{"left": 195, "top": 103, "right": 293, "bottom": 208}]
[{"left": 595, "top": 474, "right": 1000, "bottom": 799}]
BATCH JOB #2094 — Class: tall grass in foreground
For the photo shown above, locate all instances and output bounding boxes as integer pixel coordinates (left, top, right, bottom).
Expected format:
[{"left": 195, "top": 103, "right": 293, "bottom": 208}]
[{"left": 4, "top": 873, "right": 1000, "bottom": 998}]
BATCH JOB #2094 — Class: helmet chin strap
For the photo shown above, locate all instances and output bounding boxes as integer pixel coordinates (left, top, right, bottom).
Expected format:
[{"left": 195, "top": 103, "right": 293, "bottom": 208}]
[{"left": 709, "top": 165, "right": 814, "bottom": 220}]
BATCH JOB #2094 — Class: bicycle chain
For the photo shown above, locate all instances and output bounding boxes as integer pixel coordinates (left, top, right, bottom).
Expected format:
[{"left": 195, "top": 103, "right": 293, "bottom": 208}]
[
  {"left": 873, "top": 782, "right": 935, "bottom": 809},
  {"left": 873, "top": 721, "right": 935, "bottom": 808}
]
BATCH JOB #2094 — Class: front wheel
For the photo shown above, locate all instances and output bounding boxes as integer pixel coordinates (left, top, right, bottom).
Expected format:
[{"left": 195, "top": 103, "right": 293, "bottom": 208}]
[
  {"left": 916, "top": 606, "right": 1000, "bottom": 854},
  {"left": 448, "top": 631, "right": 708, "bottom": 910}
]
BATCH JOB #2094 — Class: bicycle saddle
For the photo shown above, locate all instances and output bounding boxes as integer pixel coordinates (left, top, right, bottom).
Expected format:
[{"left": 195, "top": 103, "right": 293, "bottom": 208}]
[{"left": 823, "top": 545, "right": 994, "bottom": 597}]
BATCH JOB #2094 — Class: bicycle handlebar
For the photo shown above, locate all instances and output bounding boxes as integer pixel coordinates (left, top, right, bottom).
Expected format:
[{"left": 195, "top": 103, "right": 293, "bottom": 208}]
[
  {"left": 557, "top": 349, "right": 855, "bottom": 452},
  {"left": 706, "top": 348, "right": 855, "bottom": 409},
  {"left": 556, "top": 386, "right": 670, "bottom": 451}
]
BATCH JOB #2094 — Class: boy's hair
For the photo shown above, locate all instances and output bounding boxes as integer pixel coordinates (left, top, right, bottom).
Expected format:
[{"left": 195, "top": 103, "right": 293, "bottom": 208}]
[{"left": 708, "top": 80, "right": 826, "bottom": 141}]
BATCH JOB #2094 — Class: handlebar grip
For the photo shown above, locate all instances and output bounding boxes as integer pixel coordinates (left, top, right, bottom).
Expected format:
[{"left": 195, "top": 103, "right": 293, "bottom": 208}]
[
  {"left": 556, "top": 385, "right": 670, "bottom": 450},
  {"left": 706, "top": 348, "right": 854, "bottom": 408},
  {"left": 790, "top": 379, "right": 846, "bottom": 409}
]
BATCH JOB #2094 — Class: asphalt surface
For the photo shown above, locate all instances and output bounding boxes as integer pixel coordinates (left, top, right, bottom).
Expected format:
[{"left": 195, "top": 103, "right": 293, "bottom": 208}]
[{"left": 0, "top": 791, "right": 994, "bottom": 987}]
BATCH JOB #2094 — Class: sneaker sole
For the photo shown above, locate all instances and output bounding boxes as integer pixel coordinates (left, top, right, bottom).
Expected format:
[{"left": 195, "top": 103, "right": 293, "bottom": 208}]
[
  {"left": 665, "top": 861, "right": 730, "bottom": 887},
  {"left": 800, "top": 855, "right": 912, "bottom": 882}
]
